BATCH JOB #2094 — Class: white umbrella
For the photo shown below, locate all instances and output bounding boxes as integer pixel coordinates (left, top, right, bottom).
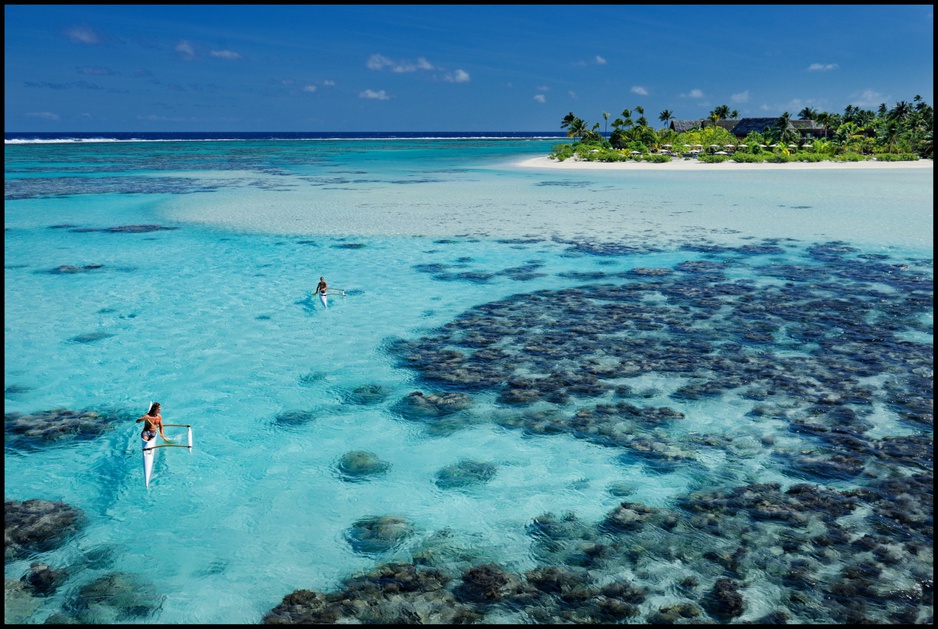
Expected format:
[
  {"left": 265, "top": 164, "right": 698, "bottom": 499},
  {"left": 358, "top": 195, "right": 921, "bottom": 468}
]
[
  {"left": 788, "top": 144, "right": 798, "bottom": 149},
  {"left": 724, "top": 144, "right": 736, "bottom": 148}
]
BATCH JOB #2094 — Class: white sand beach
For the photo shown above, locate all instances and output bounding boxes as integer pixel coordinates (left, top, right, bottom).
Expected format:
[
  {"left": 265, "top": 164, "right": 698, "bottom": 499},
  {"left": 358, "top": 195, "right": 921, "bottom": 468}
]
[{"left": 517, "top": 156, "right": 934, "bottom": 171}]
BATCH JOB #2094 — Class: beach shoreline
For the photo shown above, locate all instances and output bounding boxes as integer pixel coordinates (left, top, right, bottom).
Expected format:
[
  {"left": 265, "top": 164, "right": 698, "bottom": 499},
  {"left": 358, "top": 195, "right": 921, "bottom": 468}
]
[{"left": 516, "top": 155, "right": 934, "bottom": 171}]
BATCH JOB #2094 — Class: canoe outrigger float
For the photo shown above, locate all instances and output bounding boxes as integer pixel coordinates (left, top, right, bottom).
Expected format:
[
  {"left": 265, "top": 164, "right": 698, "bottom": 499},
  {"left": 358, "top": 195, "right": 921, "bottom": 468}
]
[
  {"left": 316, "top": 288, "right": 346, "bottom": 308},
  {"left": 143, "top": 423, "right": 193, "bottom": 488}
]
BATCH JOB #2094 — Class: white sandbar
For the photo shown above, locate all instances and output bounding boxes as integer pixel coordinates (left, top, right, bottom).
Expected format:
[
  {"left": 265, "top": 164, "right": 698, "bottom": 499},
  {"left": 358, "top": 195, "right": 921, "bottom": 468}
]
[{"left": 516, "top": 156, "right": 934, "bottom": 171}]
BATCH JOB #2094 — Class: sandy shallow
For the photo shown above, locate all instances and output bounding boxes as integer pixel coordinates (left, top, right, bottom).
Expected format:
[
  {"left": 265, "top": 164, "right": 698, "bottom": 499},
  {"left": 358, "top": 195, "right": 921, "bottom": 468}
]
[
  {"left": 164, "top": 157, "right": 932, "bottom": 249},
  {"left": 517, "top": 156, "right": 934, "bottom": 171}
]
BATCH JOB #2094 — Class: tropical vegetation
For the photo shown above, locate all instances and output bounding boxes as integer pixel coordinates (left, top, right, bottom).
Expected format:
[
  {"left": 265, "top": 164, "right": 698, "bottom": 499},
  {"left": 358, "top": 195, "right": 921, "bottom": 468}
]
[{"left": 552, "top": 96, "right": 933, "bottom": 163}]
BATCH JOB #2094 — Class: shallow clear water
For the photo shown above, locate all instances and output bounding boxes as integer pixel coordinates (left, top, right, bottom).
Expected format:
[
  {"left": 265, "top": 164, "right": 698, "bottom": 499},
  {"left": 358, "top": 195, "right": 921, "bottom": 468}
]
[{"left": 4, "top": 138, "right": 933, "bottom": 624}]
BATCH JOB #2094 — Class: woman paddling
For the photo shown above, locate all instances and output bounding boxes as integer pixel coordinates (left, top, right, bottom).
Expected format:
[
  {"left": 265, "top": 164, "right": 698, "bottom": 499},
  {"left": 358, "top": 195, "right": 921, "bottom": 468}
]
[{"left": 136, "top": 402, "right": 168, "bottom": 443}]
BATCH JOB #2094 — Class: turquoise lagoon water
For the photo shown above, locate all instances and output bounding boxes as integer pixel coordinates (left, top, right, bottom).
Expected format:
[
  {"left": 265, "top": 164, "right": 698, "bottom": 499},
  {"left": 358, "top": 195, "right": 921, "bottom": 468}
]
[{"left": 4, "top": 137, "right": 933, "bottom": 624}]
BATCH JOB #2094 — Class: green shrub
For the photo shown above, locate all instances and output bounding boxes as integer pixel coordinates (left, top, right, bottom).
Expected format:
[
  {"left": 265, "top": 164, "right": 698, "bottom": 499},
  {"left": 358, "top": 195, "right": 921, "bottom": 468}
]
[
  {"left": 874, "top": 153, "right": 919, "bottom": 162},
  {"left": 793, "top": 152, "right": 826, "bottom": 162},
  {"left": 834, "top": 152, "right": 867, "bottom": 162},
  {"left": 766, "top": 153, "right": 792, "bottom": 163},
  {"left": 697, "top": 154, "right": 729, "bottom": 163},
  {"left": 549, "top": 144, "right": 574, "bottom": 161},
  {"left": 731, "top": 153, "right": 764, "bottom": 163}
]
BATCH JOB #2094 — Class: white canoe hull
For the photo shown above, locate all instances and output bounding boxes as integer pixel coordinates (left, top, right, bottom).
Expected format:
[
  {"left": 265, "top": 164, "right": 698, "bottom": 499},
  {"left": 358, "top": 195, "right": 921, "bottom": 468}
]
[
  {"left": 319, "top": 292, "right": 327, "bottom": 308},
  {"left": 143, "top": 425, "right": 192, "bottom": 488},
  {"left": 143, "top": 437, "right": 156, "bottom": 488}
]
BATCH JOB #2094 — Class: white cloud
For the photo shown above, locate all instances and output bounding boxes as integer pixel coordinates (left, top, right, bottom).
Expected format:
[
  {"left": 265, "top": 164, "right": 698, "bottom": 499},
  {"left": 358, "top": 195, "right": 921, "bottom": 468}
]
[
  {"left": 65, "top": 26, "right": 101, "bottom": 45},
  {"left": 444, "top": 69, "right": 470, "bottom": 83},
  {"left": 568, "top": 90, "right": 577, "bottom": 100},
  {"left": 534, "top": 94, "right": 546, "bottom": 103},
  {"left": 359, "top": 89, "right": 389, "bottom": 100},
  {"left": 808, "top": 63, "right": 838, "bottom": 71},
  {"left": 368, "top": 53, "right": 437, "bottom": 73},
  {"left": 367, "top": 54, "right": 394, "bottom": 70},
  {"left": 595, "top": 55, "right": 607, "bottom": 65},
  {"left": 210, "top": 50, "right": 242, "bottom": 60},
  {"left": 302, "top": 84, "right": 317, "bottom": 92},
  {"left": 175, "top": 41, "right": 196, "bottom": 60},
  {"left": 26, "top": 111, "right": 60, "bottom": 121},
  {"left": 537, "top": 86, "right": 549, "bottom": 92},
  {"left": 731, "top": 90, "right": 749, "bottom": 103},
  {"left": 392, "top": 59, "right": 434, "bottom": 73},
  {"left": 850, "top": 89, "right": 887, "bottom": 107},
  {"left": 682, "top": 89, "right": 704, "bottom": 99},
  {"left": 631, "top": 86, "right": 648, "bottom": 96},
  {"left": 322, "top": 80, "right": 336, "bottom": 87}
]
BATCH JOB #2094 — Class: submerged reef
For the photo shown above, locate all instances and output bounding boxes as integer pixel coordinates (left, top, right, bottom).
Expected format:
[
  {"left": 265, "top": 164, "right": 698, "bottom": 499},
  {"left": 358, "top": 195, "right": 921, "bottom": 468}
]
[
  {"left": 5, "top": 499, "right": 86, "bottom": 561},
  {"left": 4, "top": 408, "right": 125, "bottom": 450},
  {"left": 269, "top": 239, "right": 932, "bottom": 624}
]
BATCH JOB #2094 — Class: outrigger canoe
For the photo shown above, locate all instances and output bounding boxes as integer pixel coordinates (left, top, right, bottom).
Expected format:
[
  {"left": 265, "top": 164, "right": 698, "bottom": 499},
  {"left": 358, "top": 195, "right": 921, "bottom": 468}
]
[
  {"left": 315, "top": 288, "right": 346, "bottom": 308},
  {"left": 143, "top": 422, "right": 193, "bottom": 488}
]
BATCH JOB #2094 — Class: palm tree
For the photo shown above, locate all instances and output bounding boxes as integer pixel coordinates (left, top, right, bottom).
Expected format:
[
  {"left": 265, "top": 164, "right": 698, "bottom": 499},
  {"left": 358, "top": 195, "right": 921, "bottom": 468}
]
[
  {"left": 730, "top": 109, "right": 739, "bottom": 120},
  {"left": 567, "top": 117, "right": 587, "bottom": 143},
  {"left": 620, "top": 108, "right": 633, "bottom": 130},
  {"left": 659, "top": 109, "right": 673, "bottom": 130},
  {"left": 602, "top": 111, "right": 610, "bottom": 138},
  {"left": 889, "top": 100, "right": 912, "bottom": 122},
  {"left": 709, "top": 104, "right": 731, "bottom": 129},
  {"left": 799, "top": 107, "right": 818, "bottom": 121},
  {"left": 814, "top": 111, "right": 832, "bottom": 139},
  {"left": 876, "top": 118, "right": 901, "bottom": 153},
  {"left": 714, "top": 104, "right": 731, "bottom": 120},
  {"left": 560, "top": 112, "right": 576, "bottom": 135}
]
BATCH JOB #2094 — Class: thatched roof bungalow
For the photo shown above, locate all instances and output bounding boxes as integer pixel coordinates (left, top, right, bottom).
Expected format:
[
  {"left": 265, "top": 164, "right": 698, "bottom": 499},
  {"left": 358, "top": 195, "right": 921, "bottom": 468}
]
[
  {"left": 668, "top": 120, "right": 706, "bottom": 133},
  {"left": 671, "top": 117, "right": 827, "bottom": 140},
  {"left": 730, "top": 118, "right": 826, "bottom": 139},
  {"left": 729, "top": 118, "right": 779, "bottom": 137},
  {"left": 669, "top": 119, "right": 741, "bottom": 133}
]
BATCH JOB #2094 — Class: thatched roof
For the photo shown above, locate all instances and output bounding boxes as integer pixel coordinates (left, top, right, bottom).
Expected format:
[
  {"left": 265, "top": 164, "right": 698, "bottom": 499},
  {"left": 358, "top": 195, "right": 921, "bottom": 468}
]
[
  {"left": 702, "top": 119, "right": 740, "bottom": 132},
  {"left": 669, "top": 120, "right": 705, "bottom": 133},
  {"left": 789, "top": 119, "right": 827, "bottom": 134},
  {"left": 730, "top": 118, "right": 781, "bottom": 136}
]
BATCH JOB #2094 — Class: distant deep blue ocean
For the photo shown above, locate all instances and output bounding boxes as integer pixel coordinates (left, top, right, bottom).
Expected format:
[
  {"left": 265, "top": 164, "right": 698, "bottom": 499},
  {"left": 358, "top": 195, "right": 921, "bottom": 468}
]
[
  {"left": 4, "top": 130, "right": 567, "bottom": 142},
  {"left": 4, "top": 132, "right": 933, "bottom": 624}
]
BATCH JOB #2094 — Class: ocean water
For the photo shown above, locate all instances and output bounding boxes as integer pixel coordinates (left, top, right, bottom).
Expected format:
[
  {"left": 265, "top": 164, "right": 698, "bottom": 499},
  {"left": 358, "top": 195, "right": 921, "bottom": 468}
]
[{"left": 4, "top": 135, "right": 933, "bottom": 624}]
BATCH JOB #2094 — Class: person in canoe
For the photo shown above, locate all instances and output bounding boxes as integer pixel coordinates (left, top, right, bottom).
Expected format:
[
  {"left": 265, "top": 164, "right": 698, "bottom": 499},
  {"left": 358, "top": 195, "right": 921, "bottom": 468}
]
[
  {"left": 136, "top": 402, "right": 168, "bottom": 442},
  {"left": 316, "top": 276, "right": 328, "bottom": 296}
]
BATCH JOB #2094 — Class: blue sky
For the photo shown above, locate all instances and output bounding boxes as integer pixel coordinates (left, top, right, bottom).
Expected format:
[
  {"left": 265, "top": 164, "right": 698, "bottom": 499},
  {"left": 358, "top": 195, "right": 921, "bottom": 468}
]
[{"left": 4, "top": 5, "right": 933, "bottom": 132}]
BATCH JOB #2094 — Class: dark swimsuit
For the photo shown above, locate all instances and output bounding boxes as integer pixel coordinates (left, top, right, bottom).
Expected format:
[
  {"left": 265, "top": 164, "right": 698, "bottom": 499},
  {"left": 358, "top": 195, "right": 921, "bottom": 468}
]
[{"left": 141, "top": 417, "right": 157, "bottom": 440}]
